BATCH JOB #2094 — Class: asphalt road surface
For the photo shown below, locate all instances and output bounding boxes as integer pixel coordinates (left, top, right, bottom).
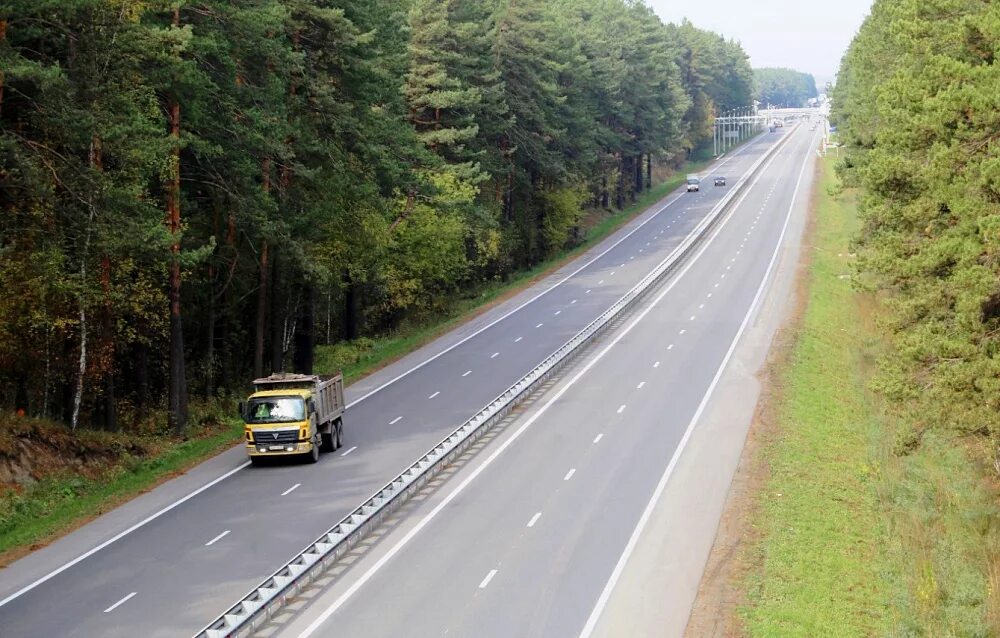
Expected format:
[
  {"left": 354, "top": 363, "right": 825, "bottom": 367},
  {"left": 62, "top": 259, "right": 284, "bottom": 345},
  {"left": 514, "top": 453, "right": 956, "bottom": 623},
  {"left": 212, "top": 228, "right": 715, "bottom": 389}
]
[
  {"left": 271, "top": 125, "right": 819, "bottom": 638},
  {"left": 0, "top": 130, "right": 786, "bottom": 637}
]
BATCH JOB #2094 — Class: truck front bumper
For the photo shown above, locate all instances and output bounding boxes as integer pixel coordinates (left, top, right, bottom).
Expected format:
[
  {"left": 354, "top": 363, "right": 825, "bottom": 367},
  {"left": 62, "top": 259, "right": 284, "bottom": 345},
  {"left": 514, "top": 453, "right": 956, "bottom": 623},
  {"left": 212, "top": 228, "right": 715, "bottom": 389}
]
[{"left": 247, "top": 441, "right": 314, "bottom": 456}]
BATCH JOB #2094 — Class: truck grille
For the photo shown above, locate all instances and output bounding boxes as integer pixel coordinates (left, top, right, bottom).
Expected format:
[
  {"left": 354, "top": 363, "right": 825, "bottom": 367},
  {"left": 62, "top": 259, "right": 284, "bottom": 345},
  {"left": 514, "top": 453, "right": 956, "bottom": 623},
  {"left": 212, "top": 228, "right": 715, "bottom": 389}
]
[{"left": 252, "top": 429, "right": 298, "bottom": 444}]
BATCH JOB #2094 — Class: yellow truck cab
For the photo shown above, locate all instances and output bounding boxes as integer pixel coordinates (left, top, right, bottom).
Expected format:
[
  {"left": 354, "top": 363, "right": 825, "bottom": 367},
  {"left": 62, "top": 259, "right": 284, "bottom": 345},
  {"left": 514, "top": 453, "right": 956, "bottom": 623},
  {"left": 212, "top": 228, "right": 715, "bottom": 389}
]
[{"left": 241, "top": 373, "right": 345, "bottom": 465}]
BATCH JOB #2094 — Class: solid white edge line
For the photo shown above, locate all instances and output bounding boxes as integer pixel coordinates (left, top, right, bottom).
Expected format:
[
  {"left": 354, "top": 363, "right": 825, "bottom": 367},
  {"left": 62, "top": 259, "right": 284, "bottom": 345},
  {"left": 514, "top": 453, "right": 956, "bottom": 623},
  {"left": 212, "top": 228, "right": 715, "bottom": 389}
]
[
  {"left": 103, "top": 591, "right": 137, "bottom": 614},
  {"left": 0, "top": 136, "right": 775, "bottom": 613},
  {"left": 205, "top": 530, "right": 231, "bottom": 547},
  {"left": 0, "top": 460, "right": 250, "bottom": 608},
  {"left": 577, "top": 128, "right": 814, "bottom": 638},
  {"left": 294, "top": 132, "right": 790, "bottom": 638}
]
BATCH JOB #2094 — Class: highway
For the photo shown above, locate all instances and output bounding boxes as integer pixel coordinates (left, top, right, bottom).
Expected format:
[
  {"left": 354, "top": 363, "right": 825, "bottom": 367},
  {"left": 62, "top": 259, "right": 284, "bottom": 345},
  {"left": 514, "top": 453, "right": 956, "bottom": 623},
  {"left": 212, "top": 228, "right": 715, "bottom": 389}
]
[
  {"left": 0, "top": 126, "right": 785, "bottom": 636},
  {"left": 271, "top": 125, "right": 819, "bottom": 638}
]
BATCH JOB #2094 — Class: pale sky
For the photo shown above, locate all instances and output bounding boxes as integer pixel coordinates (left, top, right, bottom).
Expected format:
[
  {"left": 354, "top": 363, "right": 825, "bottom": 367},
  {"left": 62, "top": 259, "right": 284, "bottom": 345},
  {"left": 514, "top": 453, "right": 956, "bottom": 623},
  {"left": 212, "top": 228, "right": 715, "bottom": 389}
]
[{"left": 648, "top": 0, "right": 874, "bottom": 85}]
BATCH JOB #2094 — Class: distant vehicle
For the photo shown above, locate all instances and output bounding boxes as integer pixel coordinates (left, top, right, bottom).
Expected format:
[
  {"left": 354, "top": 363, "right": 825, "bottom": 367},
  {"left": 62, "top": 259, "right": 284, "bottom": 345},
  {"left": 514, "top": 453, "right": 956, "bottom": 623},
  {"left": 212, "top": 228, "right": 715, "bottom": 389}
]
[
  {"left": 241, "top": 373, "right": 346, "bottom": 465},
  {"left": 713, "top": 176, "right": 726, "bottom": 186},
  {"left": 686, "top": 175, "right": 700, "bottom": 192},
  {"left": 773, "top": 120, "right": 784, "bottom": 128}
]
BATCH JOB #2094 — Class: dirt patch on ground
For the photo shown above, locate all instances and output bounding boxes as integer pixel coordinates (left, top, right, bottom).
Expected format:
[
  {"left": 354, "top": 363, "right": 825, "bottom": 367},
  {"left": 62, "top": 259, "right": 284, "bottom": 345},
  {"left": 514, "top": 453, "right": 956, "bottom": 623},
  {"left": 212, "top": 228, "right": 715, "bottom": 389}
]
[{"left": 683, "top": 162, "right": 821, "bottom": 637}]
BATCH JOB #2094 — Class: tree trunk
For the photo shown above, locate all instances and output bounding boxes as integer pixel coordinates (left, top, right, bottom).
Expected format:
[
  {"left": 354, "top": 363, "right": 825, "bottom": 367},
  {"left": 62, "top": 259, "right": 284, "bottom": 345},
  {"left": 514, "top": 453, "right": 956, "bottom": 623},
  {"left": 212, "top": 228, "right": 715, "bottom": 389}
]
[
  {"left": 634, "top": 154, "right": 643, "bottom": 194},
  {"left": 166, "top": 31, "right": 187, "bottom": 434},
  {"left": 270, "top": 251, "right": 283, "bottom": 373},
  {"left": 254, "top": 240, "right": 269, "bottom": 378},
  {"left": 343, "top": 270, "right": 359, "bottom": 340},
  {"left": 135, "top": 340, "right": 149, "bottom": 421},
  {"left": 100, "top": 255, "right": 117, "bottom": 431},
  {"left": 0, "top": 19, "right": 6, "bottom": 118},
  {"left": 646, "top": 153, "right": 652, "bottom": 190},
  {"left": 601, "top": 175, "right": 609, "bottom": 209},
  {"left": 615, "top": 154, "right": 625, "bottom": 210},
  {"left": 294, "top": 284, "right": 316, "bottom": 374}
]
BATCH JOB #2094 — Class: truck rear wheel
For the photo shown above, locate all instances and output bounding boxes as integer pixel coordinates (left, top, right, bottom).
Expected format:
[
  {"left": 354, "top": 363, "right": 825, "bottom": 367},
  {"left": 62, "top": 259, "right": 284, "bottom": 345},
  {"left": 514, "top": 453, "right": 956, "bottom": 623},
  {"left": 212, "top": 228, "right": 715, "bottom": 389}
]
[
  {"left": 335, "top": 419, "right": 343, "bottom": 450},
  {"left": 320, "top": 429, "right": 335, "bottom": 453}
]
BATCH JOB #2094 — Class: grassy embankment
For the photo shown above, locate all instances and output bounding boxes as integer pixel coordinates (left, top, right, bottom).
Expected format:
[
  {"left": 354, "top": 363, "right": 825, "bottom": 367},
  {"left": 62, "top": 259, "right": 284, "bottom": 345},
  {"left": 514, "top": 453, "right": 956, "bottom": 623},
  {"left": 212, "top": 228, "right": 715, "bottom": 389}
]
[
  {"left": 742, "top": 157, "right": 1000, "bottom": 635},
  {"left": 0, "top": 146, "right": 736, "bottom": 564}
]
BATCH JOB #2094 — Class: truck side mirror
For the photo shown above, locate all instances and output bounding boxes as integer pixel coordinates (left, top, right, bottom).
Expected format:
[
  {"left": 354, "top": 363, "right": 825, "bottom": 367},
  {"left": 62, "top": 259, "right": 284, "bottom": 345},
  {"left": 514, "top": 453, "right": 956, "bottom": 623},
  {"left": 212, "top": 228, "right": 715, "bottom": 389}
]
[{"left": 308, "top": 400, "right": 316, "bottom": 414}]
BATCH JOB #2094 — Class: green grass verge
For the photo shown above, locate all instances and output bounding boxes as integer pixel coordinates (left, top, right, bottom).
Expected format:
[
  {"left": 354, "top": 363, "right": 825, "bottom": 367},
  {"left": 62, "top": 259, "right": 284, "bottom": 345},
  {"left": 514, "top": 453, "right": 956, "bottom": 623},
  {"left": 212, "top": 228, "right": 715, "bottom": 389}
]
[
  {"left": 742, "top": 157, "right": 999, "bottom": 635},
  {"left": 0, "top": 415, "right": 242, "bottom": 563}
]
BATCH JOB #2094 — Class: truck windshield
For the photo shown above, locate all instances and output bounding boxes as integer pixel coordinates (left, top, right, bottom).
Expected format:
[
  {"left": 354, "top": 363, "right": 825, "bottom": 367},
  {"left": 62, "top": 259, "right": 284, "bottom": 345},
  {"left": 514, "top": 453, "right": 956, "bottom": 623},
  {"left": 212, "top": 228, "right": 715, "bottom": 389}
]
[{"left": 245, "top": 397, "right": 305, "bottom": 423}]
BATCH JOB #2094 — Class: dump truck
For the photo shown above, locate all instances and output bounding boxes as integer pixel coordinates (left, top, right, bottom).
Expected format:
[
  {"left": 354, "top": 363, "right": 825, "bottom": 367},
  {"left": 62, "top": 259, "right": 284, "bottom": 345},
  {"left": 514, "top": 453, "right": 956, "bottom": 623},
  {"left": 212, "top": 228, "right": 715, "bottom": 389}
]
[{"left": 241, "top": 373, "right": 345, "bottom": 465}]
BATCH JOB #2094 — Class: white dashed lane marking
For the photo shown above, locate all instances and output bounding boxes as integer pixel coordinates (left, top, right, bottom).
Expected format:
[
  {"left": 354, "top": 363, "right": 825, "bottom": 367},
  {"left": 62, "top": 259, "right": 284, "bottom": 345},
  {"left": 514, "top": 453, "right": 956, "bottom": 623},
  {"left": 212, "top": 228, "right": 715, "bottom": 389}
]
[
  {"left": 205, "top": 530, "right": 230, "bottom": 547},
  {"left": 479, "top": 570, "right": 498, "bottom": 589},
  {"left": 103, "top": 592, "right": 137, "bottom": 614}
]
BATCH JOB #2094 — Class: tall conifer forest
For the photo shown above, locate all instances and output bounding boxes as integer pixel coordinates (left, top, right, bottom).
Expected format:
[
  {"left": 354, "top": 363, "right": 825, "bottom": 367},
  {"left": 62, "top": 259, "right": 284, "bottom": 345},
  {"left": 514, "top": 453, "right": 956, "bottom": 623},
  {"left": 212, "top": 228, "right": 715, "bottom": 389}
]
[{"left": 0, "top": 1, "right": 753, "bottom": 432}]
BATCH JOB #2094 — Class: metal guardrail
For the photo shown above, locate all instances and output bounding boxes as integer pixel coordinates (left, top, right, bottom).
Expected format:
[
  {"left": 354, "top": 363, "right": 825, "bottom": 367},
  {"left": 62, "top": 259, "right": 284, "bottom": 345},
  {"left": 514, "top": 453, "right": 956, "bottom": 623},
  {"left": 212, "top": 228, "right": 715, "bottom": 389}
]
[{"left": 195, "top": 129, "right": 795, "bottom": 638}]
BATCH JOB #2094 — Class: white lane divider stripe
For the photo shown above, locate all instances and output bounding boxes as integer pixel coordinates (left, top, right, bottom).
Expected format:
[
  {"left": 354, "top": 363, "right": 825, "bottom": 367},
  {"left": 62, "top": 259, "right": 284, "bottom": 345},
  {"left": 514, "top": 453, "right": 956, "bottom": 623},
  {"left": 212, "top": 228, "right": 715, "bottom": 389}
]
[
  {"left": 281, "top": 483, "right": 301, "bottom": 496},
  {"left": 637, "top": 381, "right": 645, "bottom": 389},
  {"left": 536, "top": 323, "right": 544, "bottom": 329},
  {"left": 616, "top": 405, "right": 626, "bottom": 414},
  {"left": 653, "top": 361, "right": 660, "bottom": 368},
  {"left": 593, "top": 433, "right": 604, "bottom": 444},
  {"left": 514, "top": 337, "right": 522, "bottom": 343},
  {"left": 527, "top": 513, "right": 542, "bottom": 528},
  {"left": 389, "top": 416, "right": 403, "bottom": 425},
  {"left": 563, "top": 468, "right": 576, "bottom": 481},
  {"left": 491, "top": 352, "right": 500, "bottom": 358},
  {"left": 103, "top": 592, "right": 136, "bottom": 614},
  {"left": 479, "top": 569, "right": 498, "bottom": 589},
  {"left": 462, "top": 370, "right": 472, "bottom": 377},
  {"left": 340, "top": 446, "right": 357, "bottom": 457},
  {"left": 554, "top": 310, "right": 561, "bottom": 316},
  {"left": 428, "top": 391, "right": 440, "bottom": 399},
  {"left": 205, "top": 530, "right": 230, "bottom": 547}
]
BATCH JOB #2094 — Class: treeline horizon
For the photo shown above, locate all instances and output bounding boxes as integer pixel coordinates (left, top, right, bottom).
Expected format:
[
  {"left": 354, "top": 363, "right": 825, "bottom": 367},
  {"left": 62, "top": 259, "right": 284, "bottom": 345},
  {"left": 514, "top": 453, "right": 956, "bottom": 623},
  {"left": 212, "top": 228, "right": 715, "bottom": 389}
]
[
  {"left": 754, "top": 67, "right": 818, "bottom": 108},
  {"left": 0, "top": 0, "right": 753, "bottom": 433}
]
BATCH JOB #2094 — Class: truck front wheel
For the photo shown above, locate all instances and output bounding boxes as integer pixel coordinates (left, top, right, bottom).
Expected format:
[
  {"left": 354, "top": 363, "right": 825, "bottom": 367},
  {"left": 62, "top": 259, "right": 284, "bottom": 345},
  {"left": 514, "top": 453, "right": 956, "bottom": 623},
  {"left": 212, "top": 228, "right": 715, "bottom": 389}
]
[{"left": 304, "top": 437, "right": 320, "bottom": 464}]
